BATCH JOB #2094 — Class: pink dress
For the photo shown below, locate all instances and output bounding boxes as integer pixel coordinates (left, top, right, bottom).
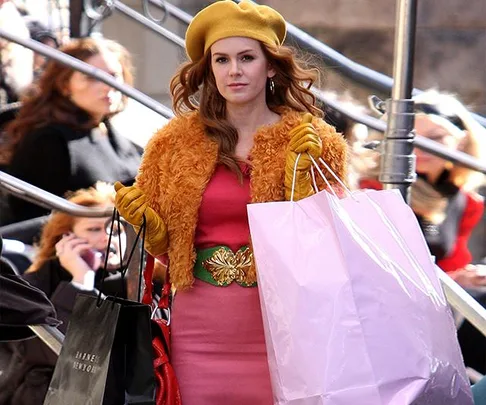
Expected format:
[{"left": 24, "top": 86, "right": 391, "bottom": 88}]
[{"left": 170, "top": 164, "right": 273, "bottom": 405}]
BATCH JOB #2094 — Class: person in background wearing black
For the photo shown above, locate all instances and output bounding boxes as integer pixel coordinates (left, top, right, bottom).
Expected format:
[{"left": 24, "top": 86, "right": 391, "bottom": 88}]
[{"left": 1, "top": 37, "right": 141, "bottom": 223}]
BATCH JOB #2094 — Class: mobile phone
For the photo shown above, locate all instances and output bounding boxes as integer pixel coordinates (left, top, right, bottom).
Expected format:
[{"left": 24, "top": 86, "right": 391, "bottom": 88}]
[
  {"left": 476, "top": 265, "right": 486, "bottom": 277},
  {"left": 80, "top": 249, "right": 101, "bottom": 270}
]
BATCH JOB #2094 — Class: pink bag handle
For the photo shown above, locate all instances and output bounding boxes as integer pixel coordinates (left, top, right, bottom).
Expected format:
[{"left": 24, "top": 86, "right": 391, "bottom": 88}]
[{"left": 290, "top": 153, "right": 353, "bottom": 201}]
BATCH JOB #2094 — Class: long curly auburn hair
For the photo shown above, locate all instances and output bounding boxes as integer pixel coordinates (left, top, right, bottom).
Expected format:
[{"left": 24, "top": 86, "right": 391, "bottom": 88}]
[{"left": 170, "top": 43, "right": 323, "bottom": 174}]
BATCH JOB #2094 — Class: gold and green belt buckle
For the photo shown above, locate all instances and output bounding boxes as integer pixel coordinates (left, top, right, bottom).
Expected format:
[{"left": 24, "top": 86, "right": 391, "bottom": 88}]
[{"left": 194, "top": 245, "right": 257, "bottom": 287}]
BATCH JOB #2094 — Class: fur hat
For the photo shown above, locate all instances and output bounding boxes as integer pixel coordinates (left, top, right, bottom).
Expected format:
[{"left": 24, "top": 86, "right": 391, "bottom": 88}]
[{"left": 185, "top": 0, "right": 286, "bottom": 62}]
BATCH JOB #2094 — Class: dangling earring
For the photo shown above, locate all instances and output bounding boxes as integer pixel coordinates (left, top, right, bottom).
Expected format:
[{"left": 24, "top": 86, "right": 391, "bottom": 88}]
[{"left": 269, "top": 77, "right": 275, "bottom": 95}]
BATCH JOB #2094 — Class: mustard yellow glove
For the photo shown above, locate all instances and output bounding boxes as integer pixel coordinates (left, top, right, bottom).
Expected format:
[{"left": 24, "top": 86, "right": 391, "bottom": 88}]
[
  {"left": 114, "top": 181, "right": 168, "bottom": 256},
  {"left": 284, "top": 113, "right": 323, "bottom": 201}
]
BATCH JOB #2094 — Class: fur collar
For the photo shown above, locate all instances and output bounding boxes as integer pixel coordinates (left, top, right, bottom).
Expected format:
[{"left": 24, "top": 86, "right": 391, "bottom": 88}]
[{"left": 136, "top": 109, "right": 347, "bottom": 290}]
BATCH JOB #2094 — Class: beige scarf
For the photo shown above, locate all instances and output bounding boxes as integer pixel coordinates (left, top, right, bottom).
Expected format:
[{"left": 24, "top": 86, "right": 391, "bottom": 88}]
[{"left": 411, "top": 177, "right": 448, "bottom": 224}]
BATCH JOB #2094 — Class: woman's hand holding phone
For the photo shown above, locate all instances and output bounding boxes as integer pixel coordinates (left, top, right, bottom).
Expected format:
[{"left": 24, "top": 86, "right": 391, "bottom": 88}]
[{"left": 55, "top": 233, "right": 101, "bottom": 284}]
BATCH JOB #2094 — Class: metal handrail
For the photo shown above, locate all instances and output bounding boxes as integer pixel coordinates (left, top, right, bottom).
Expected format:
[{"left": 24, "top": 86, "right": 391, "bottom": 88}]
[
  {"left": 440, "top": 270, "right": 486, "bottom": 339},
  {"left": 0, "top": 172, "right": 145, "bottom": 357},
  {"left": 29, "top": 325, "right": 64, "bottom": 356},
  {"left": 151, "top": 0, "right": 191, "bottom": 24},
  {"left": 0, "top": 29, "right": 175, "bottom": 119},
  {"left": 0, "top": 171, "right": 113, "bottom": 217},
  {"left": 114, "top": 1, "right": 184, "bottom": 48},
  {"left": 0, "top": 170, "right": 113, "bottom": 356}
]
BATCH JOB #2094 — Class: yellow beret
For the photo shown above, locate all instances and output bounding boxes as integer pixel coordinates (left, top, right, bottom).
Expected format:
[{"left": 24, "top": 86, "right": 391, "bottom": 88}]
[{"left": 185, "top": 0, "right": 287, "bottom": 62}]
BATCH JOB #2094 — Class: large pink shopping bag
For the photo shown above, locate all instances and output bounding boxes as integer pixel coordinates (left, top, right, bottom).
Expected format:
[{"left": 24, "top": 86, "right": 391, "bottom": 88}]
[{"left": 247, "top": 182, "right": 473, "bottom": 405}]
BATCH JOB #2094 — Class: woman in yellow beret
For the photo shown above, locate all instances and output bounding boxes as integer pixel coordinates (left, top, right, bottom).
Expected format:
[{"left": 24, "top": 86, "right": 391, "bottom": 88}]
[{"left": 115, "top": 1, "right": 348, "bottom": 403}]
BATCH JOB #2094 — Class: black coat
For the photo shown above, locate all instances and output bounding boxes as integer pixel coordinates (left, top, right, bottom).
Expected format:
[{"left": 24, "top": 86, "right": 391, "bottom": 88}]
[{"left": 7, "top": 119, "right": 142, "bottom": 223}]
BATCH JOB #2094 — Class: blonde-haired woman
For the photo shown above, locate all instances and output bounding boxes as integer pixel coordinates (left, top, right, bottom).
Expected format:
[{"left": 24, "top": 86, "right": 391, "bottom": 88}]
[
  {"left": 360, "top": 90, "right": 485, "bottom": 285},
  {"left": 411, "top": 90, "right": 485, "bottom": 283},
  {"left": 410, "top": 91, "right": 486, "bottom": 376}
]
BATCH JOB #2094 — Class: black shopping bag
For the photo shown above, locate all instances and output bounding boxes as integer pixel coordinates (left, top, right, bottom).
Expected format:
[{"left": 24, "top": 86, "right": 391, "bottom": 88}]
[
  {"left": 44, "top": 209, "right": 156, "bottom": 404},
  {"left": 43, "top": 294, "right": 155, "bottom": 405}
]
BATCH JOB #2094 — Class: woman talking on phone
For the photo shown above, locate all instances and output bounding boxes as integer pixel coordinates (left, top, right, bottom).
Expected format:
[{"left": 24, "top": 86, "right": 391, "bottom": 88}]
[{"left": 22, "top": 182, "right": 125, "bottom": 332}]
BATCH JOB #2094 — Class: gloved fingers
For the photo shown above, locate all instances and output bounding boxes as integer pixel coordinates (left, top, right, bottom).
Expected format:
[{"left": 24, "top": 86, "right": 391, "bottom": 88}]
[
  {"left": 125, "top": 196, "right": 147, "bottom": 220},
  {"left": 289, "top": 127, "right": 319, "bottom": 149},
  {"left": 114, "top": 181, "right": 125, "bottom": 192},
  {"left": 289, "top": 122, "right": 314, "bottom": 135},
  {"left": 115, "top": 187, "right": 143, "bottom": 210},
  {"left": 115, "top": 184, "right": 136, "bottom": 203},
  {"left": 294, "top": 141, "right": 322, "bottom": 157},
  {"left": 144, "top": 207, "right": 161, "bottom": 225},
  {"left": 287, "top": 151, "right": 312, "bottom": 166},
  {"left": 122, "top": 188, "right": 144, "bottom": 206},
  {"left": 291, "top": 133, "right": 321, "bottom": 152},
  {"left": 288, "top": 113, "right": 314, "bottom": 137},
  {"left": 302, "top": 113, "right": 313, "bottom": 124},
  {"left": 286, "top": 152, "right": 312, "bottom": 172},
  {"left": 289, "top": 123, "right": 315, "bottom": 139},
  {"left": 290, "top": 113, "right": 314, "bottom": 134}
]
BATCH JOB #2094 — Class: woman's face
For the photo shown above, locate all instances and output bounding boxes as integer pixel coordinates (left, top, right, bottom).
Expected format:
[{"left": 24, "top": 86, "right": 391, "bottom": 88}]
[
  {"left": 66, "top": 51, "right": 124, "bottom": 122},
  {"left": 414, "top": 114, "right": 461, "bottom": 174},
  {"left": 210, "top": 37, "right": 275, "bottom": 108},
  {"left": 71, "top": 215, "right": 126, "bottom": 269}
]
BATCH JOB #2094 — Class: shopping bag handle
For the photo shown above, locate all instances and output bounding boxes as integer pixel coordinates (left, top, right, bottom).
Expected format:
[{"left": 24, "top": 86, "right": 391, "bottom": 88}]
[
  {"left": 96, "top": 209, "right": 147, "bottom": 306},
  {"left": 290, "top": 153, "right": 353, "bottom": 201},
  {"left": 311, "top": 155, "right": 353, "bottom": 197}
]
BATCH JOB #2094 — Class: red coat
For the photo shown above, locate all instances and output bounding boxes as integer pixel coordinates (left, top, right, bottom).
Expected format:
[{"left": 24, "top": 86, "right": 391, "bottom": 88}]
[{"left": 359, "top": 179, "right": 484, "bottom": 273}]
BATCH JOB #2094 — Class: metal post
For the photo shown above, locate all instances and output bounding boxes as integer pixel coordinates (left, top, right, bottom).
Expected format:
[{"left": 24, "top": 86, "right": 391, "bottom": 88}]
[{"left": 379, "top": 0, "right": 418, "bottom": 202}]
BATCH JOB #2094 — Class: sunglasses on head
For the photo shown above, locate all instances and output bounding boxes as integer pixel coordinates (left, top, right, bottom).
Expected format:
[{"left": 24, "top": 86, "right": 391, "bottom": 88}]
[{"left": 414, "top": 102, "right": 466, "bottom": 131}]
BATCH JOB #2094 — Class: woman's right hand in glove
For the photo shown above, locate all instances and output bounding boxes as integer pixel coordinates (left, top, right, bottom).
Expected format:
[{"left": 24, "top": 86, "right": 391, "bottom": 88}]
[
  {"left": 284, "top": 113, "right": 322, "bottom": 201},
  {"left": 114, "top": 181, "right": 168, "bottom": 256}
]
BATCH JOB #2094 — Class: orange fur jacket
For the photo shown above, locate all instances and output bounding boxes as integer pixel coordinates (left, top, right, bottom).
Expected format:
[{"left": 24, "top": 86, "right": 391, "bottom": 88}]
[{"left": 136, "top": 108, "right": 348, "bottom": 290}]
